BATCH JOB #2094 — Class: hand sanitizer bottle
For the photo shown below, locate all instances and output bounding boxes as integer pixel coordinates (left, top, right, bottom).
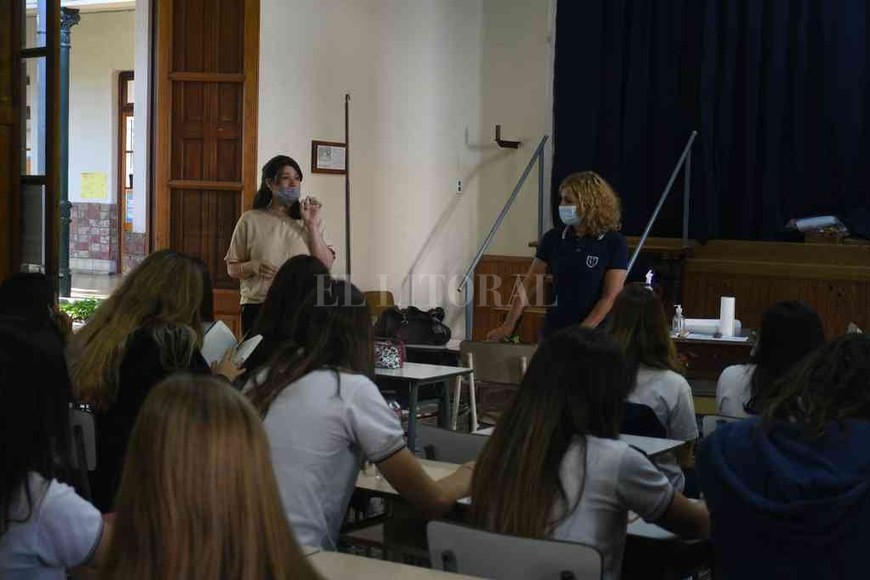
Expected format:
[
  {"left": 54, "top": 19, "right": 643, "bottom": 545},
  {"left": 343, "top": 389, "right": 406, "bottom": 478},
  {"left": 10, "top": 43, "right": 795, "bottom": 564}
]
[{"left": 672, "top": 305, "right": 685, "bottom": 337}]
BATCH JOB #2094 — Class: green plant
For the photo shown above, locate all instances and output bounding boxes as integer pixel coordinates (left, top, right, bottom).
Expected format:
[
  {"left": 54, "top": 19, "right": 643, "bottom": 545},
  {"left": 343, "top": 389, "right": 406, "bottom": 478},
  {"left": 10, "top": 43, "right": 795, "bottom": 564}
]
[{"left": 59, "top": 298, "right": 101, "bottom": 322}]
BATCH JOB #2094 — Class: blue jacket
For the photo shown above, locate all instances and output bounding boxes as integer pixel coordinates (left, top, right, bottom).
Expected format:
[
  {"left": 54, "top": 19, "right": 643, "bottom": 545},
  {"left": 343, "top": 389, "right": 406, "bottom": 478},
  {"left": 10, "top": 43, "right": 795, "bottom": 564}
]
[{"left": 699, "top": 418, "right": 870, "bottom": 579}]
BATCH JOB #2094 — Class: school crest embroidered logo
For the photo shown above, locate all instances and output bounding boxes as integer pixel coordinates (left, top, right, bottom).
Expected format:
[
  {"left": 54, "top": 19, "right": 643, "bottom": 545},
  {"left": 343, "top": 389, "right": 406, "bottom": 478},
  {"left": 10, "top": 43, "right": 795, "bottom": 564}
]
[{"left": 586, "top": 255, "right": 599, "bottom": 268}]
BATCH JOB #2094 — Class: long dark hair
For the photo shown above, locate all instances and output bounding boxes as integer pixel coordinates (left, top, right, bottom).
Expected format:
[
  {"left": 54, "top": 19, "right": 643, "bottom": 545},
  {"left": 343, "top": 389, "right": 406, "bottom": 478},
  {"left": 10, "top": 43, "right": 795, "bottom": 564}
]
[
  {"left": 745, "top": 301, "right": 825, "bottom": 414},
  {"left": 470, "top": 327, "right": 631, "bottom": 538},
  {"left": 0, "top": 326, "right": 73, "bottom": 535},
  {"left": 252, "top": 155, "right": 304, "bottom": 211},
  {"left": 608, "top": 284, "right": 681, "bottom": 387},
  {"left": 252, "top": 255, "right": 330, "bottom": 340},
  {"left": 191, "top": 257, "right": 214, "bottom": 323},
  {"left": 247, "top": 280, "right": 373, "bottom": 416},
  {"left": 0, "top": 273, "right": 65, "bottom": 345},
  {"left": 764, "top": 334, "right": 870, "bottom": 438}
]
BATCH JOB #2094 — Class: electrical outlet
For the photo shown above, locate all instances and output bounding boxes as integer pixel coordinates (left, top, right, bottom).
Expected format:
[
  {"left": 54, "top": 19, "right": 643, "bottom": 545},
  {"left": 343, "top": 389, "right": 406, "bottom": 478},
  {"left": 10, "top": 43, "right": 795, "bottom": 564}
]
[{"left": 457, "top": 179, "right": 462, "bottom": 193}]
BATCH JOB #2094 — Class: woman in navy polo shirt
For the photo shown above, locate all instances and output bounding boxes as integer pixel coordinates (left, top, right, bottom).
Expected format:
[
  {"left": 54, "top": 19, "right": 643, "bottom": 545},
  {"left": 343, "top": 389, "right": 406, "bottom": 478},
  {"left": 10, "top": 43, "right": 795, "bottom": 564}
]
[{"left": 487, "top": 171, "right": 628, "bottom": 341}]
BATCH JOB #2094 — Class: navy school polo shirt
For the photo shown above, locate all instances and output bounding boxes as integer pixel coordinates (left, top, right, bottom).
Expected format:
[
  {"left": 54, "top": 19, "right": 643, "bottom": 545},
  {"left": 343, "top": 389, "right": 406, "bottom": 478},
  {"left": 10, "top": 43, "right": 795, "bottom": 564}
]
[{"left": 534, "top": 227, "right": 628, "bottom": 337}]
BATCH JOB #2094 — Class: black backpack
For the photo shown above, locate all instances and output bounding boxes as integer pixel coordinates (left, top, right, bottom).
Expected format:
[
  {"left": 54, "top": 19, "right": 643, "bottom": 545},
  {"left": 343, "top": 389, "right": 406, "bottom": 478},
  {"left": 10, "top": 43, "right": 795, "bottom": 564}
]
[{"left": 373, "top": 306, "right": 452, "bottom": 345}]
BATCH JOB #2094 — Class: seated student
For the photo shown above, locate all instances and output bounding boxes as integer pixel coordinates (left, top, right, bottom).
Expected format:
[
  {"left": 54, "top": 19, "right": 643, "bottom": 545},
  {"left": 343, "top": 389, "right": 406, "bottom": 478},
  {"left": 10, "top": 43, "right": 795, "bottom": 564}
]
[
  {"left": 246, "top": 280, "right": 472, "bottom": 550},
  {"left": 0, "top": 327, "right": 110, "bottom": 579},
  {"left": 99, "top": 375, "right": 319, "bottom": 580},
  {"left": 67, "top": 250, "right": 243, "bottom": 511},
  {"left": 716, "top": 301, "right": 824, "bottom": 417},
  {"left": 0, "top": 272, "right": 71, "bottom": 350},
  {"left": 470, "top": 327, "right": 709, "bottom": 580},
  {"left": 243, "top": 254, "right": 330, "bottom": 373},
  {"left": 608, "top": 285, "right": 699, "bottom": 491},
  {"left": 699, "top": 334, "right": 870, "bottom": 580}
]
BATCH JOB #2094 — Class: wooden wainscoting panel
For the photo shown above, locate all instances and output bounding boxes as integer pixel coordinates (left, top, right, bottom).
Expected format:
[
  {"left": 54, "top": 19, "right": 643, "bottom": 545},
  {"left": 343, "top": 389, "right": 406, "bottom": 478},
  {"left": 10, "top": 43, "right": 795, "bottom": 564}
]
[
  {"left": 169, "top": 188, "right": 240, "bottom": 290},
  {"left": 214, "top": 288, "right": 241, "bottom": 337}
]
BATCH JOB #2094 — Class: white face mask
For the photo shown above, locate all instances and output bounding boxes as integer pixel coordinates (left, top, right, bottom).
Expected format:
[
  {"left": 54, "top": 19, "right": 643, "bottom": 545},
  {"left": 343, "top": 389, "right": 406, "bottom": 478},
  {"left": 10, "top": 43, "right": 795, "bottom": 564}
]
[{"left": 559, "top": 205, "right": 580, "bottom": 226}]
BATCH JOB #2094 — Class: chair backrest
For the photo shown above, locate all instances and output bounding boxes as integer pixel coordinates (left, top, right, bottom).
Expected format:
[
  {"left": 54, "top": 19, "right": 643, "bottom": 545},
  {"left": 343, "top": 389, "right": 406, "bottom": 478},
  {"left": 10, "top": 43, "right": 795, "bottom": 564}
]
[
  {"left": 417, "top": 424, "right": 488, "bottom": 463},
  {"left": 621, "top": 402, "right": 667, "bottom": 439},
  {"left": 459, "top": 341, "right": 537, "bottom": 384},
  {"left": 428, "top": 520, "right": 603, "bottom": 580},
  {"left": 69, "top": 407, "right": 96, "bottom": 471},
  {"left": 701, "top": 414, "right": 742, "bottom": 438}
]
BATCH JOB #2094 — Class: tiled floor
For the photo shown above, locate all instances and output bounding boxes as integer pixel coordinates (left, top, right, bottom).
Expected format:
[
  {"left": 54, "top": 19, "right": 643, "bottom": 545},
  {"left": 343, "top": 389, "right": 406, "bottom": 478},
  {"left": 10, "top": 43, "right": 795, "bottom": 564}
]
[{"left": 70, "top": 272, "right": 123, "bottom": 299}]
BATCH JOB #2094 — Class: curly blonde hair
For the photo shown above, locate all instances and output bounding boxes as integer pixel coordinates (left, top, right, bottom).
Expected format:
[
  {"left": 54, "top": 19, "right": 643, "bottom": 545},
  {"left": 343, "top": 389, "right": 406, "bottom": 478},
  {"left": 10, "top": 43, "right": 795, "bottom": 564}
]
[{"left": 559, "top": 171, "right": 622, "bottom": 236}]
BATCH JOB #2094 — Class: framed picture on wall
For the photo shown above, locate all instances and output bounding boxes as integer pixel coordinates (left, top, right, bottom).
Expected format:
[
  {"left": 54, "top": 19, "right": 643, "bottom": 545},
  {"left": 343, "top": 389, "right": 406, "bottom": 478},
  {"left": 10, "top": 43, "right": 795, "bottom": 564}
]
[{"left": 311, "top": 140, "right": 347, "bottom": 174}]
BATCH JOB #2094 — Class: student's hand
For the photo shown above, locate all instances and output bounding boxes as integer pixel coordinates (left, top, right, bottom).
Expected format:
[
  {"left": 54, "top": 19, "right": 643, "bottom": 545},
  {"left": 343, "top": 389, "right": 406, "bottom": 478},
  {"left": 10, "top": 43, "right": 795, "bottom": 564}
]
[
  {"left": 211, "top": 347, "right": 246, "bottom": 382},
  {"left": 52, "top": 308, "right": 74, "bottom": 339},
  {"left": 300, "top": 197, "right": 323, "bottom": 228},
  {"left": 485, "top": 323, "right": 513, "bottom": 342},
  {"left": 245, "top": 260, "right": 278, "bottom": 279}
]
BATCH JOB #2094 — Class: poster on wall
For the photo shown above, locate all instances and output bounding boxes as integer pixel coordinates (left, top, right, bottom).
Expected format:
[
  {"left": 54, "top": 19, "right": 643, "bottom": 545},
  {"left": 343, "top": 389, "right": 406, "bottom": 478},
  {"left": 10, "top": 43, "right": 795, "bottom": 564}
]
[
  {"left": 311, "top": 140, "right": 347, "bottom": 174},
  {"left": 80, "top": 172, "right": 108, "bottom": 200}
]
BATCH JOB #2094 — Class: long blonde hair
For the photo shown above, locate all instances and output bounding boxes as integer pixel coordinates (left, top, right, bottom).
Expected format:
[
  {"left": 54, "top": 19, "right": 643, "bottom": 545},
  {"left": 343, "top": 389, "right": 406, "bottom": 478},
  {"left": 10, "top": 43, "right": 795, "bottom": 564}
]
[
  {"left": 560, "top": 171, "right": 622, "bottom": 236},
  {"left": 68, "top": 250, "right": 204, "bottom": 408},
  {"left": 99, "top": 375, "right": 320, "bottom": 580}
]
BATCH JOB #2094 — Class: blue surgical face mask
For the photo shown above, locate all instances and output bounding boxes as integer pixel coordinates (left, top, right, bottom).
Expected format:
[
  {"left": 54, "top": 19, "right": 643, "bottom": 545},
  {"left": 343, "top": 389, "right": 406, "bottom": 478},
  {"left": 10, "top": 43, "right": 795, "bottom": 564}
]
[
  {"left": 559, "top": 204, "right": 580, "bottom": 226},
  {"left": 273, "top": 185, "right": 301, "bottom": 206}
]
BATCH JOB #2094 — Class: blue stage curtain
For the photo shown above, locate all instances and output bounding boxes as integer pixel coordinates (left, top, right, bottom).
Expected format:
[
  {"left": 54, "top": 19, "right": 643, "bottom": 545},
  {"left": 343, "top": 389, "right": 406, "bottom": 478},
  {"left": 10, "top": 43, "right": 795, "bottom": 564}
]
[{"left": 552, "top": 0, "right": 870, "bottom": 241}]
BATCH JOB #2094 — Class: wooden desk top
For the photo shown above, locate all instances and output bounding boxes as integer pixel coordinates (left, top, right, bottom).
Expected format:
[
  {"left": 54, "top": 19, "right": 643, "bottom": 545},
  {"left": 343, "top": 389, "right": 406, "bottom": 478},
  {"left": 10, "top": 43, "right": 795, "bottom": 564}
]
[{"left": 308, "top": 550, "right": 482, "bottom": 579}]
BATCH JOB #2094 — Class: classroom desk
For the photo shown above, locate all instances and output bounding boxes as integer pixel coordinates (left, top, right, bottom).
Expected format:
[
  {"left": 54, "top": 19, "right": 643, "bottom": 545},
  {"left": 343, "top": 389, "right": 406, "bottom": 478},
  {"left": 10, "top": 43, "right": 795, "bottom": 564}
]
[
  {"left": 301, "top": 546, "right": 321, "bottom": 557},
  {"left": 473, "top": 427, "right": 686, "bottom": 459},
  {"left": 375, "top": 363, "right": 473, "bottom": 451},
  {"left": 357, "top": 459, "right": 459, "bottom": 497},
  {"left": 308, "top": 550, "right": 482, "bottom": 579},
  {"left": 356, "top": 459, "right": 689, "bottom": 538},
  {"left": 403, "top": 339, "right": 462, "bottom": 355}
]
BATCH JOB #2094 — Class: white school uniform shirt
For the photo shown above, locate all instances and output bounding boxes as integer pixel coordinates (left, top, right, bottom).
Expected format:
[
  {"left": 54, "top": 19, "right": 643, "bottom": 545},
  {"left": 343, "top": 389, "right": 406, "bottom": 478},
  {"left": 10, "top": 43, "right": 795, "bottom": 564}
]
[
  {"left": 0, "top": 474, "right": 103, "bottom": 580},
  {"left": 626, "top": 366, "right": 699, "bottom": 491},
  {"left": 716, "top": 364, "right": 755, "bottom": 418},
  {"left": 551, "top": 435, "right": 675, "bottom": 580},
  {"left": 262, "top": 369, "right": 406, "bottom": 550}
]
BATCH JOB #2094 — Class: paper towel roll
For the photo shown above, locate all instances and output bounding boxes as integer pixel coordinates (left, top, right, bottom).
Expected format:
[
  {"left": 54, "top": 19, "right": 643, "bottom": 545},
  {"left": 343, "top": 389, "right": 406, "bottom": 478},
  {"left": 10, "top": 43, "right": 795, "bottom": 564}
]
[
  {"left": 719, "top": 296, "right": 736, "bottom": 338},
  {"left": 685, "top": 318, "right": 742, "bottom": 335}
]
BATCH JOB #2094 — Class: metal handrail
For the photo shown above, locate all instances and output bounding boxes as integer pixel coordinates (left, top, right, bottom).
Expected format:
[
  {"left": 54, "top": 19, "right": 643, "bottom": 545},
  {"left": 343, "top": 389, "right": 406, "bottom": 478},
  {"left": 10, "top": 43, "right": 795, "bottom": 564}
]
[
  {"left": 458, "top": 135, "right": 549, "bottom": 339},
  {"left": 626, "top": 130, "right": 697, "bottom": 274}
]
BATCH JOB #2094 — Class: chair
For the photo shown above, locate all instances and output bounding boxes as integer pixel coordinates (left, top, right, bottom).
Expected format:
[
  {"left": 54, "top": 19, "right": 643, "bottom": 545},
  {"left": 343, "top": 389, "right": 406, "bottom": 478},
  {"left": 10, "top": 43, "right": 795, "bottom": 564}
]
[
  {"left": 453, "top": 341, "right": 537, "bottom": 432},
  {"left": 428, "top": 521, "right": 603, "bottom": 580},
  {"left": 621, "top": 402, "right": 667, "bottom": 439},
  {"left": 417, "top": 424, "right": 488, "bottom": 463},
  {"left": 69, "top": 405, "right": 96, "bottom": 501},
  {"left": 701, "top": 414, "right": 742, "bottom": 438},
  {"left": 364, "top": 291, "right": 395, "bottom": 322}
]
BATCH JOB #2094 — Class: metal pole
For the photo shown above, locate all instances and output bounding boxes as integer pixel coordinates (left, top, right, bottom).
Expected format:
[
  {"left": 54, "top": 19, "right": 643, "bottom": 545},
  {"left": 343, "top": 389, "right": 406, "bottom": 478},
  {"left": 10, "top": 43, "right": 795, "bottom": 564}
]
[
  {"left": 626, "top": 130, "right": 697, "bottom": 275},
  {"left": 344, "top": 94, "right": 351, "bottom": 278},
  {"left": 464, "top": 283, "right": 473, "bottom": 341},
  {"left": 682, "top": 147, "right": 691, "bottom": 248},
  {"left": 58, "top": 8, "right": 80, "bottom": 297},
  {"left": 537, "top": 148, "right": 545, "bottom": 240},
  {"left": 458, "top": 135, "right": 549, "bottom": 293}
]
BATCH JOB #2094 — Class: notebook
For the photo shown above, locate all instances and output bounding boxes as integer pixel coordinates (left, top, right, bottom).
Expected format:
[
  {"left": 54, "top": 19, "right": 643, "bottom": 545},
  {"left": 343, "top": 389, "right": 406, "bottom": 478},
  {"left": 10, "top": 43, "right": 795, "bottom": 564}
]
[{"left": 201, "top": 321, "right": 263, "bottom": 366}]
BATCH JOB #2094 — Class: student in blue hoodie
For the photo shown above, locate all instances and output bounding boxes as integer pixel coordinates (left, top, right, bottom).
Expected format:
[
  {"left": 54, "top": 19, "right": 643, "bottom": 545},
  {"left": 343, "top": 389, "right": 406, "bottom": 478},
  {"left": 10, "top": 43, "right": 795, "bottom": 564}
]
[{"left": 699, "top": 334, "right": 870, "bottom": 580}]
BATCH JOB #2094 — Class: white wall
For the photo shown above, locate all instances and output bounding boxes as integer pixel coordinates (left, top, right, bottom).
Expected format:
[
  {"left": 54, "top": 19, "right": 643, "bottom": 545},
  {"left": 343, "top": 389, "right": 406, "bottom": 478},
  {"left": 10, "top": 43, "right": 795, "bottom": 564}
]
[
  {"left": 477, "top": 0, "right": 555, "bottom": 257},
  {"left": 259, "top": 0, "right": 484, "bottom": 336},
  {"left": 68, "top": 9, "right": 135, "bottom": 205}
]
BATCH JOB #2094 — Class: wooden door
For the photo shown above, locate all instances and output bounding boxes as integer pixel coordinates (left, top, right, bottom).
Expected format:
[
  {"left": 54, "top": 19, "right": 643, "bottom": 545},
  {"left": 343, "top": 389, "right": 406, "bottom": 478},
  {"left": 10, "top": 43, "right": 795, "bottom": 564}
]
[
  {"left": 152, "top": 0, "right": 259, "bottom": 336},
  {"left": 1, "top": 0, "right": 60, "bottom": 283}
]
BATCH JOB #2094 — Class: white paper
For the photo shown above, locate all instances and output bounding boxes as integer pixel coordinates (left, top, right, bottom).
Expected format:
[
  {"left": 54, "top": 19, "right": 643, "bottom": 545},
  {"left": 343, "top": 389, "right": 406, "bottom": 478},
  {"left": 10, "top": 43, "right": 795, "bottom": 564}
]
[
  {"left": 234, "top": 334, "right": 263, "bottom": 365},
  {"left": 201, "top": 320, "right": 239, "bottom": 365}
]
